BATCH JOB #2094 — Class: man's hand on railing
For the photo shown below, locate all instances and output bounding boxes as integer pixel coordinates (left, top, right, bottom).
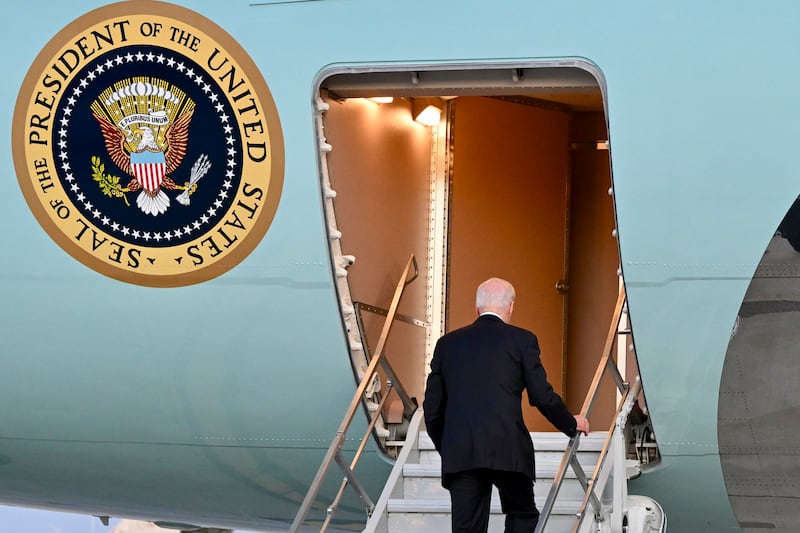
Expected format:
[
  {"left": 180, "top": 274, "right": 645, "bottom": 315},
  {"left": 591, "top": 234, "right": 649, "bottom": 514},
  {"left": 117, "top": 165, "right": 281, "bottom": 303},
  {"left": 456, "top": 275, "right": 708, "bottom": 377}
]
[{"left": 574, "top": 415, "right": 590, "bottom": 436}]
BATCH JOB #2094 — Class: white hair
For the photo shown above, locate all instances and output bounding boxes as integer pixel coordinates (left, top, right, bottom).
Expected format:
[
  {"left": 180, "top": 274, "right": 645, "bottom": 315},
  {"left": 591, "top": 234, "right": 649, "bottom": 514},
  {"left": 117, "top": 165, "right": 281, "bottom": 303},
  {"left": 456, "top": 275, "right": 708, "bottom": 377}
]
[{"left": 475, "top": 277, "right": 515, "bottom": 313}]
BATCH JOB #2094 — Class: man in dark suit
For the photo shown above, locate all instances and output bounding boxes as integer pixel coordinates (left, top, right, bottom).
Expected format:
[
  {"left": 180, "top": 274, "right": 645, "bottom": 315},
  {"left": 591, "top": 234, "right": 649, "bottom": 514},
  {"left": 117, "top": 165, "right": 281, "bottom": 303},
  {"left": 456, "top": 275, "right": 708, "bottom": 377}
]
[{"left": 423, "top": 277, "right": 590, "bottom": 533}]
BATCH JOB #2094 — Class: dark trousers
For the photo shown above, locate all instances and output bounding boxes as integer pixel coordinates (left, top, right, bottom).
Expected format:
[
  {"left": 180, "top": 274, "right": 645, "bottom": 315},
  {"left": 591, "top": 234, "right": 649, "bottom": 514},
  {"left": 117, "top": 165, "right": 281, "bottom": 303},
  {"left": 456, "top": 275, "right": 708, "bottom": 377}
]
[{"left": 446, "top": 469, "right": 539, "bottom": 533}]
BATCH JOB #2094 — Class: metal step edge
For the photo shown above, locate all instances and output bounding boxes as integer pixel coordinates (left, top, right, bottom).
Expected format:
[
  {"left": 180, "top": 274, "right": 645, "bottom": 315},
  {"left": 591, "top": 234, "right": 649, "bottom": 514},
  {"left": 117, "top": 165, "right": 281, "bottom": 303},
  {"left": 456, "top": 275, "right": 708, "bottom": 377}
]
[
  {"left": 387, "top": 497, "right": 583, "bottom": 515},
  {"left": 403, "top": 462, "right": 597, "bottom": 479},
  {"left": 418, "top": 432, "right": 606, "bottom": 452}
]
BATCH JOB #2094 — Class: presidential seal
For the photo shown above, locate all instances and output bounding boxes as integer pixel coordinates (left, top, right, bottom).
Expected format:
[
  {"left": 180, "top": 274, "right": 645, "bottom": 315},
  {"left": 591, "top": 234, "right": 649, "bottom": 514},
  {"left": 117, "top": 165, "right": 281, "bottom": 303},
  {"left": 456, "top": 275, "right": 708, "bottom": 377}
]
[{"left": 13, "top": 1, "right": 284, "bottom": 287}]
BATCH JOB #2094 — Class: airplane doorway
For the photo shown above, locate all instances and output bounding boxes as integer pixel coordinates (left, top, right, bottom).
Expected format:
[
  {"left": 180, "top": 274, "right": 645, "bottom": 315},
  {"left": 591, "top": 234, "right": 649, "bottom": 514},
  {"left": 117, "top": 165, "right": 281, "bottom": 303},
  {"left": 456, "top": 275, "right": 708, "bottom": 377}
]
[{"left": 317, "top": 63, "right": 622, "bottom": 437}]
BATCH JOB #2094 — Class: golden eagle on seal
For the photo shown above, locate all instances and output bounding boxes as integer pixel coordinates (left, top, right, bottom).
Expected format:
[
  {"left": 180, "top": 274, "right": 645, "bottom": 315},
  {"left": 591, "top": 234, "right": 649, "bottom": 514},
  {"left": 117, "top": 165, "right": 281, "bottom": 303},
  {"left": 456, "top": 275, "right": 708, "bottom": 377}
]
[{"left": 92, "top": 108, "right": 194, "bottom": 216}]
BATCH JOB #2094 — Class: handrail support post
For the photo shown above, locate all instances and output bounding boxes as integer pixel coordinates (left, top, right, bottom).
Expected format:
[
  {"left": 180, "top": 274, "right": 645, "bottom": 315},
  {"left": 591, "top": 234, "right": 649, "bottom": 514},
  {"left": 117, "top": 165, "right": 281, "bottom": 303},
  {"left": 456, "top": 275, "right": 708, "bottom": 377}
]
[
  {"left": 379, "top": 357, "right": 418, "bottom": 419},
  {"left": 333, "top": 452, "right": 375, "bottom": 516}
]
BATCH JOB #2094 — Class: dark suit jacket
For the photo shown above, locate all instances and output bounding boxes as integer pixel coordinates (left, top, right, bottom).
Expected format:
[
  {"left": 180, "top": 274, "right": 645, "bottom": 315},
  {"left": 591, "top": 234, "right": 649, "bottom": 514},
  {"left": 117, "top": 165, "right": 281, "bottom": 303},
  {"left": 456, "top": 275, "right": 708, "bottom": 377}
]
[{"left": 423, "top": 314, "right": 577, "bottom": 485}]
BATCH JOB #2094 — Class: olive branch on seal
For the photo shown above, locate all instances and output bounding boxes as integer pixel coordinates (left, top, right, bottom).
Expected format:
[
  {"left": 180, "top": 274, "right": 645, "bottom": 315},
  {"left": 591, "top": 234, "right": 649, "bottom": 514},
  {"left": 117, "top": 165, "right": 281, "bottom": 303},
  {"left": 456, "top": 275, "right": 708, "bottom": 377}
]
[{"left": 91, "top": 156, "right": 130, "bottom": 206}]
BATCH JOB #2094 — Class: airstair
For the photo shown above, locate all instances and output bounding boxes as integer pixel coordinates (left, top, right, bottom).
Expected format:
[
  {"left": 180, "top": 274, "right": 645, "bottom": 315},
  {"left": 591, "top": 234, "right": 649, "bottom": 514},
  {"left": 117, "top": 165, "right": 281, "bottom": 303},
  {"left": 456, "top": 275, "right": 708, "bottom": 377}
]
[
  {"left": 364, "top": 412, "right": 606, "bottom": 533},
  {"left": 291, "top": 258, "right": 665, "bottom": 533},
  {"left": 364, "top": 405, "right": 664, "bottom": 532}
]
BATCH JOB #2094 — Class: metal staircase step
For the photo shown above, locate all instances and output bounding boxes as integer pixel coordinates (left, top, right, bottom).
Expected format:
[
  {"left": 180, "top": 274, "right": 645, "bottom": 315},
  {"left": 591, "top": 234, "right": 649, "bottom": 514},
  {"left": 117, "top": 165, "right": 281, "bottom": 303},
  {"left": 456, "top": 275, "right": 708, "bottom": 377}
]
[
  {"left": 417, "top": 431, "right": 607, "bottom": 452},
  {"left": 386, "top": 497, "right": 582, "bottom": 533},
  {"left": 404, "top": 459, "right": 599, "bottom": 478},
  {"left": 387, "top": 497, "right": 583, "bottom": 513},
  {"left": 402, "top": 462, "right": 595, "bottom": 501}
]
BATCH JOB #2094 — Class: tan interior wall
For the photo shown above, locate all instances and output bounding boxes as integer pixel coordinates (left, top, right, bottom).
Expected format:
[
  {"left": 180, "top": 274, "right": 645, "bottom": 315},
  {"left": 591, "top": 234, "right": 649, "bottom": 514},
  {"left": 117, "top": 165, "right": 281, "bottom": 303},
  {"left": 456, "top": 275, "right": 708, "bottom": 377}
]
[
  {"left": 447, "top": 96, "right": 570, "bottom": 432},
  {"left": 564, "top": 111, "right": 619, "bottom": 429},
  {"left": 322, "top": 96, "right": 432, "bottom": 405}
]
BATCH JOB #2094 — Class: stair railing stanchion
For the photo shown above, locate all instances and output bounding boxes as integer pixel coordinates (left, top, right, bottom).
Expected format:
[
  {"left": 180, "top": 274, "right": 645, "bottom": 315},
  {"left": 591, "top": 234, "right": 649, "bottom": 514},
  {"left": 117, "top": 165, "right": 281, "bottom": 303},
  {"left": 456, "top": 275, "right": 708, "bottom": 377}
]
[
  {"left": 378, "top": 356, "right": 417, "bottom": 420},
  {"left": 571, "top": 377, "right": 642, "bottom": 533},
  {"left": 319, "top": 382, "right": 395, "bottom": 532}
]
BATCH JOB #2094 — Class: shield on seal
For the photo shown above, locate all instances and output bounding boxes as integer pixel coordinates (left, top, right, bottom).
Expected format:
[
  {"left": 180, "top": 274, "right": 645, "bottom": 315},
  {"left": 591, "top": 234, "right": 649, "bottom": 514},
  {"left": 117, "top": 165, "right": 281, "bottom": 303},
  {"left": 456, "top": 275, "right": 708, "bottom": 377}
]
[{"left": 130, "top": 150, "right": 166, "bottom": 192}]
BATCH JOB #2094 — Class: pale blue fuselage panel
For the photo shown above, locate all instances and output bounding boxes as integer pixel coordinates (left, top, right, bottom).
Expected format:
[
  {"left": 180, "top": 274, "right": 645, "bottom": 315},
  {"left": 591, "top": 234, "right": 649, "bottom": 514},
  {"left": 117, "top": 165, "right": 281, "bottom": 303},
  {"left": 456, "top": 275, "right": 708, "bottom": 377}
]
[{"left": 2, "top": 1, "right": 799, "bottom": 531}]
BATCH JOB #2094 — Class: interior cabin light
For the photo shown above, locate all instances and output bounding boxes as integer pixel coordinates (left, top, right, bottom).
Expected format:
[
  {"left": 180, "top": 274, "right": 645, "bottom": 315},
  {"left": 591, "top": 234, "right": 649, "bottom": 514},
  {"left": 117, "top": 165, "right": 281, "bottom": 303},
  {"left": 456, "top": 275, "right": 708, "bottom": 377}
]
[
  {"left": 367, "top": 96, "right": 394, "bottom": 104},
  {"left": 413, "top": 97, "right": 442, "bottom": 126},
  {"left": 569, "top": 140, "right": 610, "bottom": 151}
]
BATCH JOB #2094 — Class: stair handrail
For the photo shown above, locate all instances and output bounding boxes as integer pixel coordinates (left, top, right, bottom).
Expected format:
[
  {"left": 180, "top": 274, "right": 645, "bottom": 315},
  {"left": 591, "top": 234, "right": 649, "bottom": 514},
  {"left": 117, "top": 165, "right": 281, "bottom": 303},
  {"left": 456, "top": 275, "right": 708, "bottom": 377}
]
[
  {"left": 535, "top": 286, "right": 630, "bottom": 533},
  {"left": 289, "top": 254, "right": 419, "bottom": 533},
  {"left": 571, "top": 376, "right": 642, "bottom": 533}
]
